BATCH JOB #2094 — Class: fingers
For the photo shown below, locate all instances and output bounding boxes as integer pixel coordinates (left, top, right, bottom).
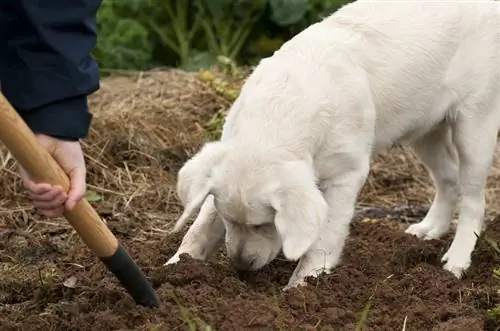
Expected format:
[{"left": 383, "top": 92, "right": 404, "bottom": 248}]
[
  {"left": 31, "top": 190, "right": 67, "bottom": 209},
  {"left": 23, "top": 178, "right": 52, "bottom": 195},
  {"left": 22, "top": 179, "right": 68, "bottom": 217},
  {"left": 20, "top": 167, "right": 67, "bottom": 217},
  {"left": 19, "top": 167, "right": 85, "bottom": 216},
  {"left": 17, "top": 136, "right": 87, "bottom": 218},
  {"left": 65, "top": 167, "right": 86, "bottom": 211},
  {"left": 36, "top": 206, "right": 65, "bottom": 218},
  {"left": 24, "top": 179, "right": 63, "bottom": 198}
]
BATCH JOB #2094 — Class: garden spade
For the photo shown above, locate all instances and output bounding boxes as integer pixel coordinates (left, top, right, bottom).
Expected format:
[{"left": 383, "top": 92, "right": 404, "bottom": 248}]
[{"left": 0, "top": 93, "right": 159, "bottom": 308}]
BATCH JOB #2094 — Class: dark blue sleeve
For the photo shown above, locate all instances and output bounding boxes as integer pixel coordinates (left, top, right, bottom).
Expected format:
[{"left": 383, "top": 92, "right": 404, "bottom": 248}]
[{"left": 0, "top": 0, "right": 102, "bottom": 141}]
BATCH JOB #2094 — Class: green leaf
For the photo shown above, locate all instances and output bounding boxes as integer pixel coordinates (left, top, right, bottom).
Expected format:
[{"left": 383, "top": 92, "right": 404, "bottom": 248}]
[
  {"left": 120, "top": 0, "right": 146, "bottom": 11},
  {"left": 86, "top": 190, "right": 104, "bottom": 203},
  {"left": 204, "top": 0, "right": 230, "bottom": 21},
  {"left": 94, "top": 17, "right": 153, "bottom": 69},
  {"left": 269, "top": 0, "right": 308, "bottom": 26},
  {"left": 181, "top": 51, "right": 217, "bottom": 71}
]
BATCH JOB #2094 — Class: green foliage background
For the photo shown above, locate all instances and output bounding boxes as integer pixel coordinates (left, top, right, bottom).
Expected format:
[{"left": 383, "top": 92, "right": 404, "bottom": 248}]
[{"left": 93, "top": 0, "right": 354, "bottom": 73}]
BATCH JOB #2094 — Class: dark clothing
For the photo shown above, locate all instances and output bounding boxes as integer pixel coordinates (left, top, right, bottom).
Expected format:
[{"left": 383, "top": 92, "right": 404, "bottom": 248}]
[{"left": 0, "top": 0, "right": 102, "bottom": 141}]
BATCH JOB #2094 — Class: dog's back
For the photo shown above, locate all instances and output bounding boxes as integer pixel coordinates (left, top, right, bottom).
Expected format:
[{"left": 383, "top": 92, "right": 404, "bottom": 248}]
[
  {"left": 224, "top": 0, "right": 500, "bottom": 154},
  {"left": 325, "top": 0, "right": 500, "bottom": 150}
]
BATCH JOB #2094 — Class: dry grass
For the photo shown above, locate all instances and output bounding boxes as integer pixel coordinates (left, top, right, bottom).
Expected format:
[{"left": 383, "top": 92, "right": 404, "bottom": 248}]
[
  {"left": 1, "top": 64, "right": 500, "bottom": 243},
  {"left": 361, "top": 135, "right": 500, "bottom": 220},
  {"left": 0, "top": 66, "right": 249, "bottom": 244}
]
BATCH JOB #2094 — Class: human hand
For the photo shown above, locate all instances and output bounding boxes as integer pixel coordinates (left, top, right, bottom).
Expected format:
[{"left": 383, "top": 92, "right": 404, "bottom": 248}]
[{"left": 17, "top": 134, "right": 87, "bottom": 218}]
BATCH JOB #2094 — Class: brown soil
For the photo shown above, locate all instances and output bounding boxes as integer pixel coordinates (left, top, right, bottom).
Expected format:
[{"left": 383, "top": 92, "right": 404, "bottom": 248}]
[
  {"left": 0, "top": 68, "right": 499, "bottom": 331},
  {"left": 1, "top": 209, "right": 499, "bottom": 331}
]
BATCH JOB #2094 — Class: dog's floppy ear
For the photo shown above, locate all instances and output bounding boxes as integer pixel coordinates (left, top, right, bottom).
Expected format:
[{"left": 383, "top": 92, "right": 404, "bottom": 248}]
[
  {"left": 268, "top": 160, "right": 328, "bottom": 261},
  {"left": 172, "top": 141, "right": 229, "bottom": 232}
]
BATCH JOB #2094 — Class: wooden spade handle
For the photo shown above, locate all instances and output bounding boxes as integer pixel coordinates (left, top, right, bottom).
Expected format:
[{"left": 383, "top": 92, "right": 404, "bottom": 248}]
[{"left": 0, "top": 93, "right": 118, "bottom": 257}]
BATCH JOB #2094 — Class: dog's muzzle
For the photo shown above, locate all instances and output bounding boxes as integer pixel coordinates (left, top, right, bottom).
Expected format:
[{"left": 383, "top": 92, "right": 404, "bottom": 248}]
[{"left": 230, "top": 255, "right": 257, "bottom": 271}]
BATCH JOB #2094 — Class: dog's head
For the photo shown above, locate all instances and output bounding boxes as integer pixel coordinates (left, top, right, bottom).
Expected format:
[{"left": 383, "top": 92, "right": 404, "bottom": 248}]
[{"left": 173, "top": 141, "right": 328, "bottom": 270}]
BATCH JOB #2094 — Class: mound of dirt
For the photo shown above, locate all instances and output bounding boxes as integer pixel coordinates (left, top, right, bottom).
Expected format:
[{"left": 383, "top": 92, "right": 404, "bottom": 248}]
[{"left": 0, "top": 67, "right": 499, "bottom": 330}]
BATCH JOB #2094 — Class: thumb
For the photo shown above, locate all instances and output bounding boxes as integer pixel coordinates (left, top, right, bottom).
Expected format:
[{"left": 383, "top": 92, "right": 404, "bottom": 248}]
[{"left": 65, "top": 167, "right": 86, "bottom": 211}]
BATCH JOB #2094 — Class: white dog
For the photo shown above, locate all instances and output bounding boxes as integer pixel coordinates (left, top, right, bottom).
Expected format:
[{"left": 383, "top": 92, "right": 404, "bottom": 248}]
[{"left": 165, "top": 0, "right": 500, "bottom": 289}]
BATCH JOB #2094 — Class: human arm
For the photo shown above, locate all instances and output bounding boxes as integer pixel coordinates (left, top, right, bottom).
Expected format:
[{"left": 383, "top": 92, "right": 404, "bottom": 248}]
[
  {"left": 0, "top": 0, "right": 102, "bottom": 140},
  {"left": 0, "top": 0, "right": 103, "bottom": 217}
]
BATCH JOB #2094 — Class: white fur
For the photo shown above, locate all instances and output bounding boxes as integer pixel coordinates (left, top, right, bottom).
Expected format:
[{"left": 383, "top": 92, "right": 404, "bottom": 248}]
[{"left": 166, "top": 0, "right": 500, "bottom": 288}]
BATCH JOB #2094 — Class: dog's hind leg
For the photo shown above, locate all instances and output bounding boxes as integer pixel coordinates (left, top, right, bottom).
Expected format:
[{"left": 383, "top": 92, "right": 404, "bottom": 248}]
[
  {"left": 405, "top": 121, "right": 459, "bottom": 240},
  {"left": 441, "top": 99, "right": 500, "bottom": 278}
]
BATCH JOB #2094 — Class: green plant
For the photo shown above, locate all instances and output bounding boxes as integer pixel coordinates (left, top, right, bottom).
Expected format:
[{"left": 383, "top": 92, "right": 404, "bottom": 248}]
[
  {"left": 269, "top": 0, "right": 309, "bottom": 26},
  {"left": 93, "top": 0, "right": 355, "bottom": 71},
  {"left": 139, "top": 0, "right": 202, "bottom": 69},
  {"left": 86, "top": 190, "right": 104, "bottom": 203},
  {"left": 482, "top": 234, "right": 500, "bottom": 322},
  {"left": 94, "top": 0, "right": 154, "bottom": 71},
  {"left": 193, "top": 0, "right": 267, "bottom": 67}
]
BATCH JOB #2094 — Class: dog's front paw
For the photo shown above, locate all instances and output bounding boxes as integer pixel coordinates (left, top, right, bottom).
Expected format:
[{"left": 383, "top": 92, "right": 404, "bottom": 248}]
[
  {"left": 164, "top": 243, "right": 212, "bottom": 266},
  {"left": 283, "top": 278, "right": 306, "bottom": 291},
  {"left": 285, "top": 253, "right": 331, "bottom": 291},
  {"left": 441, "top": 247, "right": 471, "bottom": 279},
  {"left": 405, "top": 219, "right": 449, "bottom": 240},
  {"left": 164, "top": 254, "right": 181, "bottom": 266}
]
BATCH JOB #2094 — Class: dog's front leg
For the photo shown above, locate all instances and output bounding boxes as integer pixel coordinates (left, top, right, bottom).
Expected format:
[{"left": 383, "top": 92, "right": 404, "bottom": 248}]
[
  {"left": 285, "top": 165, "right": 369, "bottom": 289},
  {"left": 165, "top": 196, "right": 225, "bottom": 265}
]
